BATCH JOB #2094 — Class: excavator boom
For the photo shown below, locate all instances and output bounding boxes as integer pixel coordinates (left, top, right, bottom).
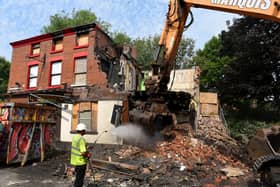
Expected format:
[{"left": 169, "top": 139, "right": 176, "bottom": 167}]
[
  {"left": 147, "top": 0, "right": 280, "bottom": 94},
  {"left": 187, "top": 0, "right": 280, "bottom": 22},
  {"left": 130, "top": 0, "right": 280, "bottom": 133}
]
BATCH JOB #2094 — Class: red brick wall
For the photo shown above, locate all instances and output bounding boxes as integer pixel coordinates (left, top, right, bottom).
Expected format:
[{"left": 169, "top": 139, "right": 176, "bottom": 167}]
[
  {"left": 8, "top": 27, "right": 116, "bottom": 92},
  {"left": 5, "top": 97, "right": 28, "bottom": 103}
]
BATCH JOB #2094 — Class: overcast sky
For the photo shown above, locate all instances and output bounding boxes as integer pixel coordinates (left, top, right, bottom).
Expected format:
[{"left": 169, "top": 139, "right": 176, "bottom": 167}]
[{"left": 0, "top": 0, "right": 238, "bottom": 61}]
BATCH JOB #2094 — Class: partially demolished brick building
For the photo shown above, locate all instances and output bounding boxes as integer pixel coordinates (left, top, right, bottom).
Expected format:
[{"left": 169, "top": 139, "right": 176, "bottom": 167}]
[{"left": 3, "top": 23, "right": 142, "bottom": 149}]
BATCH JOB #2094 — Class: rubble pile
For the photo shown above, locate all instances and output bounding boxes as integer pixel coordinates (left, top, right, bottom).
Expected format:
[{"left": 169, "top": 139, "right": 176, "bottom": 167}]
[
  {"left": 57, "top": 117, "right": 257, "bottom": 186},
  {"left": 155, "top": 124, "right": 247, "bottom": 169},
  {"left": 137, "top": 122, "right": 251, "bottom": 186},
  {"left": 197, "top": 116, "right": 242, "bottom": 158},
  {"left": 75, "top": 134, "right": 250, "bottom": 184},
  {"left": 115, "top": 146, "right": 142, "bottom": 159}
]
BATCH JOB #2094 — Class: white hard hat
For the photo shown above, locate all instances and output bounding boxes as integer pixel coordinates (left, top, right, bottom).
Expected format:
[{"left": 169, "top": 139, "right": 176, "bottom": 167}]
[{"left": 76, "top": 123, "right": 87, "bottom": 131}]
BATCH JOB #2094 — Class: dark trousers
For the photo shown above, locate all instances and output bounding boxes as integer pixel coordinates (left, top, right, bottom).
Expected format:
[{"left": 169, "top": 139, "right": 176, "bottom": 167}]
[{"left": 74, "top": 164, "right": 86, "bottom": 187}]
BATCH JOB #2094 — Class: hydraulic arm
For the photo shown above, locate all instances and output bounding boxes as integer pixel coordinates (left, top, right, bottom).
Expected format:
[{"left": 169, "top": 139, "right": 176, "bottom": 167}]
[
  {"left": 146, "top": 0, "right": 280, "bottom": 94},
  {"left": 130, "top": 0, "right": 280, "bottom": 136}
]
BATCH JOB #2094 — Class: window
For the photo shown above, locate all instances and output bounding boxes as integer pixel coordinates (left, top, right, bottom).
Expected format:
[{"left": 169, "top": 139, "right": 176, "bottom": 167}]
[
  {"left": 52, "top": 38, "right": 63, "bottom": 52},
  {"left": 76, "top": 33, "right": 88, "bottom": 47},
  {"left": 74, "top": 57, "right": 87, "bottom": 85},
  {"left": 71, "top": 102, "right": 98, "bottom": 134},
  {"left": 28, "top": 65, "right": 39, "bottom": 88},
  {"left": 31, "top": 43, "right": 40, "bottom": 56},
  {"left": 79, "top": 111, "right": 92, "bottom": 131},
  {"left": 50, "top": 61, "right": 62, "bottom": 86}
]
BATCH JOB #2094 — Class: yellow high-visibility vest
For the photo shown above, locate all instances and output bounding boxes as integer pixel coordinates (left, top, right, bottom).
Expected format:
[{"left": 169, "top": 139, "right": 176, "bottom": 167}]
[{"left": 70, "top": 134, "right": 87, "bottom": 166}]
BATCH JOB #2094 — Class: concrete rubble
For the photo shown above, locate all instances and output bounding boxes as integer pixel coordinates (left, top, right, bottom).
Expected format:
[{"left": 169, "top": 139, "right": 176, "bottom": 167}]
[
  {"left": 52, "top": 117, "right": 259, "bottom": 187},
  {"left": 0, "top": 117, "right": 261, "bottom": 187}
]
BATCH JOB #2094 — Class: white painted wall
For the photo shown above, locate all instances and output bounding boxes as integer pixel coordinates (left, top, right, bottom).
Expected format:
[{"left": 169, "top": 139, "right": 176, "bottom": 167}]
[
  {"left": 60, "top": 101, "right": 123, "bottom": 145},
  {"left": 60, "top": 103, "right": 73, "bottom": 142},
  {"left": 93, "top": 100, "right": 123, "bottom": 144},
  {"left": 167, "top": 69, "right": 196, "bottom": 95}
]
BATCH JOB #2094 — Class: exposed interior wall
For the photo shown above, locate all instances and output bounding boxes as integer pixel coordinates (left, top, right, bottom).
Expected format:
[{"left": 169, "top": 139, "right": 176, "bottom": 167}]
[
  {"left": 167, "top": 69, "right": 196, "bottom": 95},
  {"left": 60, "top": 101, "right": 123, "bottom": 144}
]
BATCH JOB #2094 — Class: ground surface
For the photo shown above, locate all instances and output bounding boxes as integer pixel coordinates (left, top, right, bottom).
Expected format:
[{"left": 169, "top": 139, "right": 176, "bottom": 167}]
[
  {"left": 0, "top": 118, "right": 263, "bottom": 187},
  {"left": 0, "top": 150, "right": 259, "bottom": 187},
  {"left": 0, "top": 157, "right": 72, "bottom": 187}
]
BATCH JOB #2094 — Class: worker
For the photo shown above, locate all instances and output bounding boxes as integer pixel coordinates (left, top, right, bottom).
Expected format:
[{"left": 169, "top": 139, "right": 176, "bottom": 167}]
[{"left": 71, "top": 123, "right": 91, "bottom": 187}]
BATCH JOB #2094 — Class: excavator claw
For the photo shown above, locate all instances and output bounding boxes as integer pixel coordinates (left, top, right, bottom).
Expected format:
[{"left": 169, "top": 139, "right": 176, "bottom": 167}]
[
  {"left": 128, "top": 91, "right": 191, "bottom": 138},
  {"left": 248, "top": 126, "right": 280, "bottom": 186}
]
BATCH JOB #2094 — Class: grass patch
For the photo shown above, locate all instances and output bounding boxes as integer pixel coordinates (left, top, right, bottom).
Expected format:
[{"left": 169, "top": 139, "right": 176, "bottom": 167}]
[{"left": 224, "top": 106, "right": 280, "bottom": 139}]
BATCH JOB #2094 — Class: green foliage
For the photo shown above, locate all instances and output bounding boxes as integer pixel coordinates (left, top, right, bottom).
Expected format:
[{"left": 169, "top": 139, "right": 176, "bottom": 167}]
[
  {"left": 175, "top": 38, "right": 195, "bottom": 69},
  {"left": 220, "top": 16, "right": 280, "bottom": 108},
  {"left": 133, "top": 35, "right": 195, "bottom": 71},
  {"left": 195, "top": 17, "right": 280, "bottom": 138},
  {"left": 228, "top": 119, "right": 268, "bottom": 138},
  {"left": 41, "top": 9, "right": 111, "bottom": 34},
  {"left": 111, "top": 32, "right": 132, "bottom": 46},
  {"left": 194, "top": 36, "right": 233, "bottom": 91},
  {"left": 0, "top": 57, "right": 10, "bottom": 98},
  {"left": 72, "top": 10, "right": 97, "bottom": 26},
  {"left": 132, "top": 36, "right": 160, "bottom": 70},
  {"left": 225, "top": 104, "right": 279, "bottom": 138}
]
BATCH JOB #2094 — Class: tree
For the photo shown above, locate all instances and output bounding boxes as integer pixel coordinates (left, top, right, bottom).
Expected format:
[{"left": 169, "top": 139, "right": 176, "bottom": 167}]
[
  {"left": 0, "top": 57, "right": 10, "bottom": 97},
  {"left": 41, "top": 9, "right": 111, "bottom": 34},
  {"left": 175, "top": 38, "right": 195, "bottom": 69},
  {"left": 132, "top": 36, "right": 160, "bottom": 70},
  {"left": 111, "top": 32, "right": 132, "bottom": 46},
  {"left": 133, "top": 35, "right": 195, "bottom": 71},
  {"left": 194, "top": 36, "right": 233, "bottom": 91},
  {"left": 219, "top": 16, "right": 280, "bottom": 108}
]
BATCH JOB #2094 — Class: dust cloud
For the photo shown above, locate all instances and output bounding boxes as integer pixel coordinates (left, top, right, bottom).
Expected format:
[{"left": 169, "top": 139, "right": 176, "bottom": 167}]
[{"left": 112, "top": 123, "right": 163, "bottom": 149}]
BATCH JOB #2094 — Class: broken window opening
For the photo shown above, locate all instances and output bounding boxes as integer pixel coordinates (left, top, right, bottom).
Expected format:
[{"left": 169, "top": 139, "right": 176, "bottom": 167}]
[
  {"left": 99, "top": 59, "right": 123, "bottom": 89},
  {"left": 110, "top": 104, "right": 123, "bottom": 127},
  {"left": 100, "top": 59, "right": 111, "bottom": 76},
  {"left": 31, "top": 43, "right": 40, "bottom": 56},
  {"left": 76, "top": 33, "right": 89, "bottom": 47},
  {"left": 52, "top": 38, "right": 63, "bottom": 52}
]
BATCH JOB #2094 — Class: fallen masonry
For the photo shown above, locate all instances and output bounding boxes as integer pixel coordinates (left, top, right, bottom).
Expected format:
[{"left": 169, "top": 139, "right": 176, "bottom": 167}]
[{"left": 51, "top": 116, "right": 261, "bottom": 187}]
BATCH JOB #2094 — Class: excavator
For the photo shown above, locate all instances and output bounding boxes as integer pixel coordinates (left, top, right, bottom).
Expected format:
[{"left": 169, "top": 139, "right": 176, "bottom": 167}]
[
  {"left": 130, "top": 0, "right": 280, "bottom": 134},
  {"left": 127, "top": 0, "right": 280, "bottom": 186}
]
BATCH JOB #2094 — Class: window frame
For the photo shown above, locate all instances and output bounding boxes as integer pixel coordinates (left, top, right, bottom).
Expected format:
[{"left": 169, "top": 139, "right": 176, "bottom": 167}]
[
  {"left": 49, "top": 61, "right": 62, "bottom": 88},
  {"left": 48, "top": 56, "right": 63, "bottom": 89},
  {"left": 27, "top": 62, "right": 39, "bottom": 90},
  {"left": 70, "top": 102, "right": 98, "bottom": 134},
  {"left": 73, "top": 52, "right": 88, "bottom": 86},
  {"left": 74, "top": 32, "right": 89, "bottom": 49},
  {"left": 78, "top": 110, "right": 92, "bottom": 132},
  {"left": 30, "top": 43, "right": 40, "bottom": 57},
  {"left": 50, "top": 37, "right": 63, "bottom": 54}
]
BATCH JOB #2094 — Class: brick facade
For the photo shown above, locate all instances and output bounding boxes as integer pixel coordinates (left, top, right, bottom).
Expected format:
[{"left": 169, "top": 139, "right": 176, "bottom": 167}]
[{"left": 8, "top": 23, "right": 118, "bottom": 93}]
